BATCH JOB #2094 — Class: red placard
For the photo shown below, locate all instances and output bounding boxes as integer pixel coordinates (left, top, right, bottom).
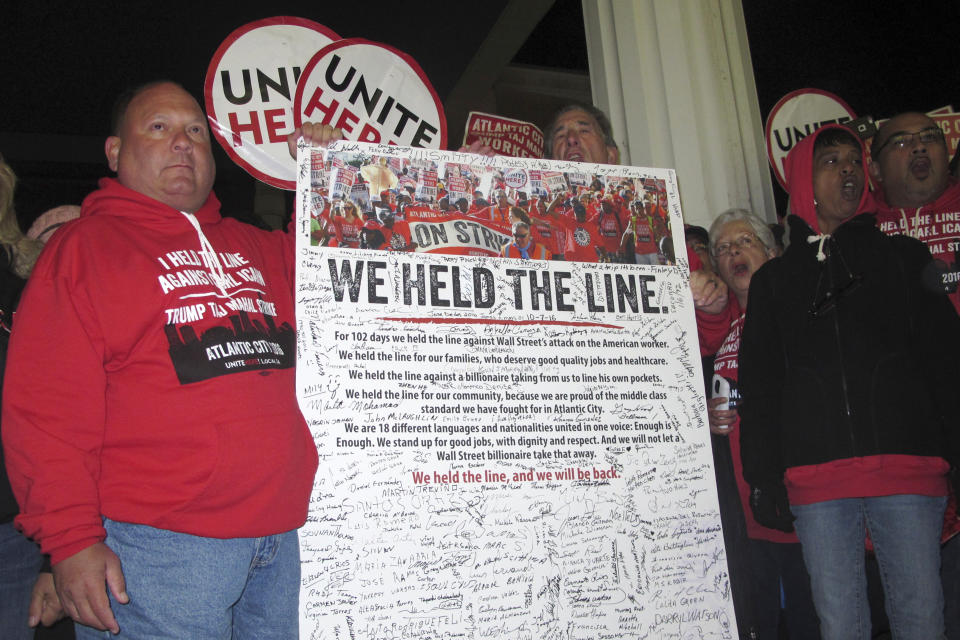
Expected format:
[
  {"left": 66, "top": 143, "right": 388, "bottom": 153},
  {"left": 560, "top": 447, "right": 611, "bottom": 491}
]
[{"left": 463, "top": 112, "right": 544, "bottom": 159}]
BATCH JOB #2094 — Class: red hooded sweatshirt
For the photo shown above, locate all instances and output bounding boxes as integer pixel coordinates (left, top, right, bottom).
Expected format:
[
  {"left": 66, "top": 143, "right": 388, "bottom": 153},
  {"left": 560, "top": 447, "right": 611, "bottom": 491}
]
[
  {"left": 783, "top": 123, "right": 874, "bottom": 236},
  {"left": 2, "top": 179, "right": 318, "bottom": 564},
  {"left": 875, "top": 179, "right": 960, "bottom": 314}
]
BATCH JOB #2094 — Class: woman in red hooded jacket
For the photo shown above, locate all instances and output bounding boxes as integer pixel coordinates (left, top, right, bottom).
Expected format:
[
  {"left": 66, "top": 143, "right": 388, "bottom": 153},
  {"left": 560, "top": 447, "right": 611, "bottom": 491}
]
[{"left": 738, "top": 124, "right": 960, "bottom": 639}]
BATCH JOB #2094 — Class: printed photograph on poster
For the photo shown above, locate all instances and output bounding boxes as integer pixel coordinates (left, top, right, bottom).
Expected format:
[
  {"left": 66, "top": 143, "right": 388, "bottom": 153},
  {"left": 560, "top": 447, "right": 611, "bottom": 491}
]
[
  {"left": 303, "top": 144, "right": 674, "bottom": 265},
  {"left": 294, "top": 141, "right": 737, "bottom": 639}
]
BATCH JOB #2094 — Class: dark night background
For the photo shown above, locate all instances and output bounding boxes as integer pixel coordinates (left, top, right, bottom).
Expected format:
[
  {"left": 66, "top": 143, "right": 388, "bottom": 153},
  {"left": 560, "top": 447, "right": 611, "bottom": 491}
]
[{"left": 1, "top": 0, "right": 958, "bottom": 229}]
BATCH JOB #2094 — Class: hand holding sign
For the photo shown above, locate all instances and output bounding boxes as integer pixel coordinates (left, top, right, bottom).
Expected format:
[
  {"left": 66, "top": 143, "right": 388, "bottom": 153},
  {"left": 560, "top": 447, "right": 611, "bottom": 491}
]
[{"left": 287, "top": 123, "right": 345, "bottom": 159}]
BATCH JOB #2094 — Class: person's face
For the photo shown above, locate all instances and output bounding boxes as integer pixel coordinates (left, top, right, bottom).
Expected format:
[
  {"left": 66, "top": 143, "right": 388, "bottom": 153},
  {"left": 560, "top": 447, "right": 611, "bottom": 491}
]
[
  {"left": 106, "top": 83, "right": 215, "bottom": 213},
  {"left": 712, "top": 220, "right": 773, "bottom": 306},
  {"left": 869, "top": 113, "right": 949, "bottom": 209},
  {"left": 496, "top": 193, "right": 508, "bottom": 206},
  {"left": 549, "top": 109, "right": 617, "bottom": 164},
  {"left": 514, "top": 227, "right": 531, "bottom": 248},
  {"left": 812, "top": 142, "right": 863, "bottom": 234}
]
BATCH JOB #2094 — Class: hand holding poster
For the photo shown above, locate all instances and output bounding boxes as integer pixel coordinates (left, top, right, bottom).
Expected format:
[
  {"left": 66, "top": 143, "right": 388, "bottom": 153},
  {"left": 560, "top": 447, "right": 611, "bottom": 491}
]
[{"left": 295, "top": 142, "right": 737, "bottom": 638}]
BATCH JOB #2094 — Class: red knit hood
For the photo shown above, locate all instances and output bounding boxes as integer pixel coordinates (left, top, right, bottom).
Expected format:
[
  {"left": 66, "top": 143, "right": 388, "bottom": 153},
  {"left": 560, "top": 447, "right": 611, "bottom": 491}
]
[
  {"left": 784, "top": 124, "right": 873, "bottom": 233},
  {"left": 81, "top": 178, "right": 222, "bottom": 225}
]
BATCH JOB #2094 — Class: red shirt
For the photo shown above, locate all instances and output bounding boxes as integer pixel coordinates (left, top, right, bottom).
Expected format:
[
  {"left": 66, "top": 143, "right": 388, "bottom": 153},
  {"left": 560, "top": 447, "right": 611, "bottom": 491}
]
[
  {"left": 335, "top": 216, "right": 363, "bottom": 248},
  {"left": 385, "top": 220, "right": 415, "bottom": 251},
  {"left": 564, "top": 218, "right": 604, "bottom": 262},
  {"left": 530, "top": 216, "right": 563, "bottom": 257},
  {"left": 589, "top": 209, "right": 623, "bottom": 254}
]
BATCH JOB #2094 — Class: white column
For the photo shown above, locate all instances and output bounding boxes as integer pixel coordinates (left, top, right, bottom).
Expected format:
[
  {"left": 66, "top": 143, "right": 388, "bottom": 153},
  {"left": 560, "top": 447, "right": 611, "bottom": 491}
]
[{"left": 582, "top": 0, "right": 776, "bottom": 227}]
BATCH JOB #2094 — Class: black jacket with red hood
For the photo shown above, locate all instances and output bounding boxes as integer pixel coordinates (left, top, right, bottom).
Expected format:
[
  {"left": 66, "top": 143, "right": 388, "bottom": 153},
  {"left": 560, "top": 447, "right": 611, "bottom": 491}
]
[{"left": 738, "top": 125, "right": 960, "bottom": 504}]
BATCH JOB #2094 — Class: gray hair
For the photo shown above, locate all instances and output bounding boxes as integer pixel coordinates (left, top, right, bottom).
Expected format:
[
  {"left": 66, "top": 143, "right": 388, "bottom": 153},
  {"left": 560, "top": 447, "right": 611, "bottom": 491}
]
[
  {"left": 511, "top": 221, "right": 530, "bottom": 235},
  {"left": 708, "top": 208, "right": 775, "bottom": 266}
]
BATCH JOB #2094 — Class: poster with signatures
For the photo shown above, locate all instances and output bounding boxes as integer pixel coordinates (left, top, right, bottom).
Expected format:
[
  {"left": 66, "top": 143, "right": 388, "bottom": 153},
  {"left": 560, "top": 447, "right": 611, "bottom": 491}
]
[{"left": 294, "top": 141, "right": 737, "bottom": 639}]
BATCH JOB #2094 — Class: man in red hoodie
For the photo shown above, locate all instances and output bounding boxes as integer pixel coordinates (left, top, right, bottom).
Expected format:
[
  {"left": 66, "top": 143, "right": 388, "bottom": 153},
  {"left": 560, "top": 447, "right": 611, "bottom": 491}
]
[
  {"left": 1, "top": 81, "right": 336, "bottom": 638},
  {"left": 870, "top": 111, "right": 960, "bottom": 639},
  {"left": 870, "top": 113, "right": 960, "bottom": 311}
]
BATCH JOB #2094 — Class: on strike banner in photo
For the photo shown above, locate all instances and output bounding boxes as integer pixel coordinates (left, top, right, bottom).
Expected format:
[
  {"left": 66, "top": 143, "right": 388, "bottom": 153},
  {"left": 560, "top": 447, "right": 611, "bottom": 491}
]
[
  {"left": 204, "top": 16, "right": 340, "bottom": 190},
  {"left": 294, "top": 142, "right": 737, "bottom": 639}
]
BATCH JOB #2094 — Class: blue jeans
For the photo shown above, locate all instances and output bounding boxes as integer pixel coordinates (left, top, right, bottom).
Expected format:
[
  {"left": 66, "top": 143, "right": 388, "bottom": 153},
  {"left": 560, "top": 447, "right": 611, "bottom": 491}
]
[
  {"left": 75, "top": 519, "right": 300, "bottom": 639},
  {"left": 792, "top": 495, "right": 946, "bottom": 640},
  {"left": 0, "top": 521, "right": 44, "bottom": 640}
]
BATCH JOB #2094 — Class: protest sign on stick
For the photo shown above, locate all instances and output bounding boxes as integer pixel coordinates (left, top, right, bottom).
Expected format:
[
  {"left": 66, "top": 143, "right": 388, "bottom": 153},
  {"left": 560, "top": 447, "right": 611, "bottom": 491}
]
[
  {"left": 463, "top": 111, "right": 545, "bottom": 159},
  {"left": 294, "top": 39, "right": 447, "bottom": 150},
  {"left": 204, "top": 16, "right": 340, "bottom": 190}
]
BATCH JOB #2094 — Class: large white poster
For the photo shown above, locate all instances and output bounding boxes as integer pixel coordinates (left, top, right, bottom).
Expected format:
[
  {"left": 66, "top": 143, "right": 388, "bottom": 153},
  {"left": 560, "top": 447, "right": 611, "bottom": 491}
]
[{"left": 295, "top": 142, "right": 737, "bottom": 639}]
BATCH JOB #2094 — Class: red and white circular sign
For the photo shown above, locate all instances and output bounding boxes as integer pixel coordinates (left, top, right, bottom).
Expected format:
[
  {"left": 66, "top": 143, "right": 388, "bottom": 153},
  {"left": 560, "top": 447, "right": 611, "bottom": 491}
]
[
  {"left": 503, "top": 169, "right": 528, "bottom": 190},
  {"left": 293, "top": 39, "right": 447, "bottom": 150},
  {"left": 204, "top": 16, "right": 340, "bottom": 190},
  {"left": 765, "top": 88, "right": 857, "bottom": 188}
]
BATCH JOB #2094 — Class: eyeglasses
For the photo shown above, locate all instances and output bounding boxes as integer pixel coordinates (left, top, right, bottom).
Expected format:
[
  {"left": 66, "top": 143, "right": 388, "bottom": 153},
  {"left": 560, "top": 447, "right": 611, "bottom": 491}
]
[
  {"left": 514, "top": 233, "right": 529, "bottom": 240},
  {"left": 872, "top": 126, "right": 944, "bottom": 156},
  {"left": 712, "top": 234, "right": 759, "bottom": 258}
]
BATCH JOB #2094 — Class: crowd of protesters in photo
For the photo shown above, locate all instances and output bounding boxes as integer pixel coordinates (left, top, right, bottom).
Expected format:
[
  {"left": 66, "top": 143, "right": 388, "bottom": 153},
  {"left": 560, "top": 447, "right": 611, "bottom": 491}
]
[{"left": 307, "top": 162, "right": 674, "bottom": 265}]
